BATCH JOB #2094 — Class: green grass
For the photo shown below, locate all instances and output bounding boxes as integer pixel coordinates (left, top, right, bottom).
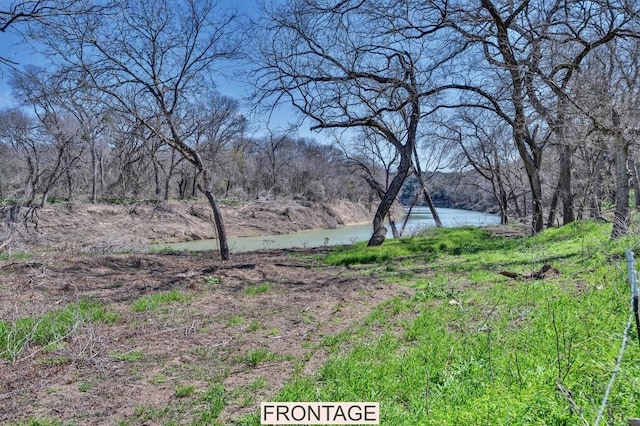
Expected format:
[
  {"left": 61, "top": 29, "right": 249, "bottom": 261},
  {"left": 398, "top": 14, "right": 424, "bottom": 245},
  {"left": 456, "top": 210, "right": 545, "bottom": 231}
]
[
  {"left": 239, "top": 221, "right": 640, "bottom": 425},
  {"left": 0, "top": 251, "right": 33, "bottom": 261},
  {"left": 245, "top": 283, "right": 270, "bottom": 295},
  {"left": 324, "top": 227, "right": 516, "bottom": 266},
  {"left": 110, "top": 350, "right": 146, "bottom": 362},
  {"left": 7, "top": 419, "right": 65, "bottom": 426},
  {"left": 0, "top": 299, "right": 118, "bottom": 362},
  {"left": 204, "top": 275, "right": 220, "bottom": 285},
  {"left": 131, "top": 290, "right": 189, "bottom": 312},
  {"left": 236, "top": 348, "right": 280, "bottom": 366},
  {"left": 199, "top": 383, "right": 226, "bottom": 424},
  {"left": 175, "top": 385, "right": 196, "bottom": 398}
]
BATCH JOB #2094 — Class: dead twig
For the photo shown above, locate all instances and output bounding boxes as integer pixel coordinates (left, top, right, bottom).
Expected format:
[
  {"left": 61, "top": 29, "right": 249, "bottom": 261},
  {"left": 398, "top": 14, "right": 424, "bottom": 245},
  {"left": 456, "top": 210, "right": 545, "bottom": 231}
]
[{"left": 499, "top": 263, "right": 560, "bottom": 280}]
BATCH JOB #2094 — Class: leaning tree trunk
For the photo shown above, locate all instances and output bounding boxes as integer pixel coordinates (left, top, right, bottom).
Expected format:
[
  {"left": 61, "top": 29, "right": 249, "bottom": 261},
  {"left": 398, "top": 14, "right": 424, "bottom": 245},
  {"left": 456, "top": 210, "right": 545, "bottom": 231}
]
[
  {"left": 201, "top": 170, "right": 230, "bottom": 260},
  {"left": 368, "top": 153, "right": 412, "bottom": 246},
  {"left": 412, "top": 145, "right": 442, "bottom": 227},
  {"left": 165, "top": 117, "right": 230, "bottom": 261}
]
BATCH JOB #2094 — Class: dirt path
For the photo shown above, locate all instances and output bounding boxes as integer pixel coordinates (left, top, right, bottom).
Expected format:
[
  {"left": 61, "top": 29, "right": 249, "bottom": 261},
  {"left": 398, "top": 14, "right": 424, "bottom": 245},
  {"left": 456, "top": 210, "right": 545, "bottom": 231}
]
[{"left": 0, "top": 248, "right": 409, "bottom": 425}]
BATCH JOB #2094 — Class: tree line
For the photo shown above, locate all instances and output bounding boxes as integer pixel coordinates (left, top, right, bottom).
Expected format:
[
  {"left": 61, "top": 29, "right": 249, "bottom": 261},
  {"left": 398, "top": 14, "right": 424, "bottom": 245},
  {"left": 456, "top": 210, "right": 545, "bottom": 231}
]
[
  {"left": 253, "top": 0, "right": 640, "bottom": 241},
  {"left": 0, "top": 104, "right": 364, "bottom": 206},
  {"left": 1, "top": 0, "right": 640, "bottom": 259}
]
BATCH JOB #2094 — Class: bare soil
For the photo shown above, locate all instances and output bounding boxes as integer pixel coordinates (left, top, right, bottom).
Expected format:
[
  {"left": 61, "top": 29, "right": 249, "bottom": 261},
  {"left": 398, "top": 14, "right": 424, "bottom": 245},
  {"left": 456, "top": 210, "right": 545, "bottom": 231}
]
[
  {"left": 0, "top": 248, "right": 409, "bottom": 425},
  {"left": 1, "top": 199, "right": 376, "bottom": 254}
]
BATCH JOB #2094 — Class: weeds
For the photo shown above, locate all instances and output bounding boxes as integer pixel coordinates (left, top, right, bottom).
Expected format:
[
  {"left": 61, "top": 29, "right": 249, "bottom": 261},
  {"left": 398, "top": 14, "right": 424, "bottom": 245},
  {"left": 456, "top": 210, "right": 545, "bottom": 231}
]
[
  {"left": 0, "top": 299, "right": 117, "bottom": 362},
  {"left": 262, "top": 221, "right": 640, "bottom": 425},
  {"left": 131, "top": 290, "right": 189, "bottom": 312},
  {"left": 175, "top": 385, "right": 196, "bottom": 398},
  {"left": 0, "top": 251, "right": 33, "bottom": 261},
  {"left": 110, "top": 350, "right": 145, "bottom": 362},
  {"left": 200, "top": 383, "right": 226, "bottom": 424},
  {"left": 236, "top": 348, "right": 280, "bottom": 366},
  {"left": 245, "top": 283, "right": 269, "bottom": 295}
]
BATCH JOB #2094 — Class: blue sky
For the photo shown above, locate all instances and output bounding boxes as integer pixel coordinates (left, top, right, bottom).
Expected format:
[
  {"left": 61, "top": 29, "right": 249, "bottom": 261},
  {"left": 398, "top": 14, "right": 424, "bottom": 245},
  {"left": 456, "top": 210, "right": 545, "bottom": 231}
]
[{"left": 0, "top": 1, "right": 322, "bottom": 141}]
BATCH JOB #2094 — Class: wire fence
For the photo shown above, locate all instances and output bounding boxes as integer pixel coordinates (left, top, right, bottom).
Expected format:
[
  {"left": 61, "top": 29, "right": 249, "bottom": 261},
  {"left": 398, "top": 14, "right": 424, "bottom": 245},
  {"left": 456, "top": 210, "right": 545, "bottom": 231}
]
[{"left": 593, "top": 249, "right": 639, "bottom": 426}]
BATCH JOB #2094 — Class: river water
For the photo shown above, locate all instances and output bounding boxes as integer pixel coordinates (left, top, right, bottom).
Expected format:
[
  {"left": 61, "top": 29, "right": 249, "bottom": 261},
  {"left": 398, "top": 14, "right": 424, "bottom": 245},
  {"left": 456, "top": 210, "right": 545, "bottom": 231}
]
[{"left": 155, "top": 207, "right": 500, "bottom": 253}]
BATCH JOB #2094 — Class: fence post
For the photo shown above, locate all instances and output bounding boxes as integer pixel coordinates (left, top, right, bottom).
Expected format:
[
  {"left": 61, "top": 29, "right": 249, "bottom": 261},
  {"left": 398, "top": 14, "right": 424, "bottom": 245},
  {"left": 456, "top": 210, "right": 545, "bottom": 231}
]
[{"left": 624, "top": 249, "right": 640, "bottom": 346}]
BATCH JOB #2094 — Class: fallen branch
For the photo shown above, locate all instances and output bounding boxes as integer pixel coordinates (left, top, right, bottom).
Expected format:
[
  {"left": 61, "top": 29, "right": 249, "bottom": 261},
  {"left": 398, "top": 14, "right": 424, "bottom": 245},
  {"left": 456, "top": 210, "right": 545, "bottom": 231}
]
[{"left": 499, "top": 263, "right": 560, "bottom": 280}]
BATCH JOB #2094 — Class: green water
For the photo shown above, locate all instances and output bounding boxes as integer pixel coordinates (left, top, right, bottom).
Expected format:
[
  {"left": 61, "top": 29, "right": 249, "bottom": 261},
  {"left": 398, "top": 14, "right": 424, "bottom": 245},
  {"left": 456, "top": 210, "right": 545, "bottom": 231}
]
[{"left": 153, "top": 207, "right": 500, "bottom": 253}]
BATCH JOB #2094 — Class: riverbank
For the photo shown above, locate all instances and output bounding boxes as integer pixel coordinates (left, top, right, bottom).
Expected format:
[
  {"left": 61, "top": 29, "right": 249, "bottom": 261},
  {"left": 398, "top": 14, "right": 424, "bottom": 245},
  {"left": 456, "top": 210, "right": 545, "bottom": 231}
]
[
  {"left": 0, "top": 199, "right": 376, "bottom": 254},
  {"left": 1, "top": 221, "right": 637, "bottom": 425}
]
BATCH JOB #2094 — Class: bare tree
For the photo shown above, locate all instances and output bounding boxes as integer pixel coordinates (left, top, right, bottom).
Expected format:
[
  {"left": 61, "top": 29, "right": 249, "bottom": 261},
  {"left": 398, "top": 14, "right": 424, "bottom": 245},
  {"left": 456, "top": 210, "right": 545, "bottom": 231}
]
[
  {"left": 344, "top": 131, "right": 403, "bottom": 237},
  {"left": 445, "top": 0, "right": 638, "bottom": 233},
  {"left": 558, "top": 33, "right": 640, "bottom": 237},
  {"left": 0, "top": 1, "right": 110, "bottom": 67},
  {"left": 253, "top": 0, "right": 456, "bottom": 245},
  {"left": 198, "top": 92, "right": 248, "bottom": 196},
  {"left": 41, "top": 0, "right": 243, "bottom": 260},
  {"left": 443, "top": 111, "right": 518, "bottom": 225}
]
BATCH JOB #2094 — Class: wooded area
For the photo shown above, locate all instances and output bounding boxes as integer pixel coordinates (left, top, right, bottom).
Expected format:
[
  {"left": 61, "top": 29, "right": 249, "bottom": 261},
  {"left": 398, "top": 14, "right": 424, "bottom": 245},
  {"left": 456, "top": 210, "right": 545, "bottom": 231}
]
[{"left": 1, "top": 0, "right": 640, "bottom": 258}]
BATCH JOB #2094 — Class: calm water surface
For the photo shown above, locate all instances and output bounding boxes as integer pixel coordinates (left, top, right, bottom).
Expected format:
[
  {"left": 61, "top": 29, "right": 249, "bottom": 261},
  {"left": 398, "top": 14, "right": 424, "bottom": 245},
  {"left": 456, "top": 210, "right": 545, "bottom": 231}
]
[{"left": 155, "top": 207, "right": 500, "bottom": 253}]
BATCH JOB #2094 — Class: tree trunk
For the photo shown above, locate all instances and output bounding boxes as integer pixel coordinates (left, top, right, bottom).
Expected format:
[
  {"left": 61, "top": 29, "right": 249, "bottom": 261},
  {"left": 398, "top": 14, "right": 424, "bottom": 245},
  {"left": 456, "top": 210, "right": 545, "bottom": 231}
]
[
  {"left": 191, "top": 167, "right": 201, "bottom": 198},
  {"left": 201, "top": 170, "right": 229, "bottom": 260},
  {"left": 91, "top": 144, "right": 98, "bottom": 203},
  {"left": 368, "top": 153, "right": 412, "bottom": 246},
  {"left": 612, "top": 143, "right": 630, "bottom": 238},
  {"left": 630, "top": 158, "right": 640, "bottom": 210},
  {"left": 495, "top": 172, "right": 508, "bottom": 225},
  {"left": 153, "top": 161, "right": 162, "bottom": 201},
  {"left": 518, "top": 150, "right": 543, "bottom": 233},
  {"left": 412, "top": 146, "right": 442, "bottom": 227},
  {"left": 547, "top": 180, "right": 560, "bottom": 228},
  {"left": 612, "top": 110, "right": 630, "bottom": 239},
  {"left": 559, "top": 143, "right": 574, "bottom": 225},
  {"left": 589, "top": 160, "right": 603, "bottom": 219},
  {"left": 164, "top": 149, "right": 176, "bottom": 201},
  {"left": 531, "top": 176, "right": 544, "bottom": 234},
  {"left": 388, "top": 218, "right": 399, "bottom": 239},
  {"left": 66, "top": 164, "right": 74, "bottom": 201}
]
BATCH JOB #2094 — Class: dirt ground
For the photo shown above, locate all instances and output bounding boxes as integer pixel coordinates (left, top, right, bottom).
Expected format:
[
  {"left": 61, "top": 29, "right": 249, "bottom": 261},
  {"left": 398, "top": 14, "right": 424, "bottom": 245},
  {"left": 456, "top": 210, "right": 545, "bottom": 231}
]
[
  {"left": 0, "top": 248, "right": 410, "bottom": 425},
  {"left": 0, "top": 199, "right": 376, "bottom": 254}
]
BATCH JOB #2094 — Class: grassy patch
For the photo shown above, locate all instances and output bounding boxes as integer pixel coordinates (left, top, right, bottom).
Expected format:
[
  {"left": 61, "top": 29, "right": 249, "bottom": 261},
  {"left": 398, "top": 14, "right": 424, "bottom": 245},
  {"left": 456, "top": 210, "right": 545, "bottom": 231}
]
[
  {"left": 175, "top": 385, "right": 196, "bottom": 398},
  {"left": 131, "top": 289, "right": 189, "bottom": 312},
  {"left": 258, "top": 221, "right": 640, "bottom": 425},
  {"left": 8, "top": 419, "right": 65, "bottom": 426},
  {"left": 0, "top": 251, "right": 33, "bottom": 261},
  {"left": 324, "top": 227, "right": 516, "bottom": 266},
  {"left": 199, "top": 383, "right": 226, "bottom": 424},
  {"left": 245, "top": 283, "right": 270, "bottom": 295},
  {"left": 110, "top": 350, "right": 145, "bottom": 362},
  {"left": 226, "top": 315, "right": 245, "bottom": 327},
  {"left": 236, "top": 348, "right": 280, "bottom": 366},
  {"left": 0, "top": 299, "right": 117, "bottom": 362},
  {"left": 204, "top": 275, "right": 220, "bottom": 285}
]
